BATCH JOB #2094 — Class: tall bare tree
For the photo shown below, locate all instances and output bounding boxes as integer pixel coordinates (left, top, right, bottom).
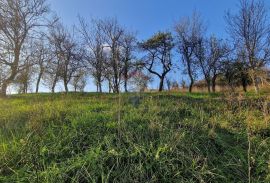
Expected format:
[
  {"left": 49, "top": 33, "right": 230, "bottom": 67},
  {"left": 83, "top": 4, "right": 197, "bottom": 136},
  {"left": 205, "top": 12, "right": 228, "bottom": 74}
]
[
  {"left": 194, "top": 36, "right": 230, "bottom": 92},
  {"left": 226, "top": 0, "right": 270, "bottom": 93},
  {"left": 32, "top": 38, "right": 51, "bottom": 93},
  {"left": 98, "top": 18, "right": 124, "bottom": 93},
  {"left": 0, "top": 0, "right": 49, "bottom": 96},
  {"left": 48, "top": 23, "right": 82, "bottom": 93},
  {"left": 78, "top": 17, "right": 105, "bottom": 93},
  {"left": 139, "top": 32, "right": 174, "bottom": 92},
  {"left": 174, "top": 12, "right": 205, "bottom": 93},
  {"left": 121, "top": 31, "right": 137, "bottom": 92}
]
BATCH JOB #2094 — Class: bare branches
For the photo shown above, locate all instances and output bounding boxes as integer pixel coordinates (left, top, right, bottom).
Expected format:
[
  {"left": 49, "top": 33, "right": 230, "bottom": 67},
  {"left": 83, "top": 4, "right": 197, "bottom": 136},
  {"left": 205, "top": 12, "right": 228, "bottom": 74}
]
[
  {"left": 174, "top": 11, "right": 205, "bottom": 93},
  {"left": 226, "top": 0, "right": 270, "bottom": 93},
  {"left": 0, "top": 0, "right": 50, "bottom": 96}
]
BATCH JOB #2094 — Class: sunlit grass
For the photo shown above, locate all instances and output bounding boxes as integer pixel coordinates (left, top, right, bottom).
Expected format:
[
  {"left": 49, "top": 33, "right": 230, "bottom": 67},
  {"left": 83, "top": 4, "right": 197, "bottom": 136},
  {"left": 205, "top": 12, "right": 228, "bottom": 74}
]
[{"left": 0, "top": 92, "right": 269, "bottom": 182}]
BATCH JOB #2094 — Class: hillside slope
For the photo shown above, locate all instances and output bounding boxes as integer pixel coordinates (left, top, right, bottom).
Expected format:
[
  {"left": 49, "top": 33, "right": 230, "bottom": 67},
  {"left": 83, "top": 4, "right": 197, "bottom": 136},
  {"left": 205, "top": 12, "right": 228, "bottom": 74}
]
[{"left": 0, "top": 93, "right": 269, "bottom": 182}]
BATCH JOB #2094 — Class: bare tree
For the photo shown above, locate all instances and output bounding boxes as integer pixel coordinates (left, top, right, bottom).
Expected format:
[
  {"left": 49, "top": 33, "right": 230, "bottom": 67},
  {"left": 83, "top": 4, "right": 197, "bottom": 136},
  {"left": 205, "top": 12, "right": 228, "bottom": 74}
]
[
  {"left": 32, "top": 38, "right": 51, "bottom": 93},
  {"left": 0, "top": 0, "right": 50, "bottom": 96},
  {"left": 194, "top": 37, "right": 211, "bottom": 92},
  {"left": 194, "top": 36, "right": 230, "bottom": 92},
  {"left": 78, "top": 17, "right": 105, "bottom": 93},
  {"left": 121, "top": 31, "right": 137, "bottom": 92},
  {"left": 98, "top": 18, "right": 124, "bottom": 93},
  {"left": 139, "top": 32, "right": 174, "bottom": 92},
  {"left": 226, "top": 0, "right": 270, "bottom": 93},
  {"left": 174, "top": 11, "right": 205, "bottom": 93},
  {"left": 208, "top": 36, "right": 230, "bottom": 92},
  {"left": 48, "top": 23, "right": 82, "bottom": 93}
]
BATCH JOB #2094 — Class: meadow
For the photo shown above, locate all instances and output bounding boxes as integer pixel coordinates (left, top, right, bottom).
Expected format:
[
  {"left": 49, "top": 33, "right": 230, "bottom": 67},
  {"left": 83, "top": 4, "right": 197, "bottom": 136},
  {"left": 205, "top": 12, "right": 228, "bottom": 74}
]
[{"left": 0, "top": 92, "right": 269, "bottom": 182}]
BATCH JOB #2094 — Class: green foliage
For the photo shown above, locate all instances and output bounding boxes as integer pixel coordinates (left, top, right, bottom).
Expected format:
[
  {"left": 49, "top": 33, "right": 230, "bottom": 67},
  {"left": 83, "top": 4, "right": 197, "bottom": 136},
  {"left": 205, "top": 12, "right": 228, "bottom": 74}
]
[{"left": 0, "top": 92, "right": 269, "bottom": 182}]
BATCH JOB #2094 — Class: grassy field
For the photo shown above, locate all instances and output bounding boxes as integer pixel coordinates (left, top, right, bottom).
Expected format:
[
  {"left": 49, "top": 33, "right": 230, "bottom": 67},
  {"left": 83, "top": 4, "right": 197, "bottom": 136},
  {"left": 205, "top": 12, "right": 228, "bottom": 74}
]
[{"left": 0, "top": 92, "right": 269, "bottom": 182}]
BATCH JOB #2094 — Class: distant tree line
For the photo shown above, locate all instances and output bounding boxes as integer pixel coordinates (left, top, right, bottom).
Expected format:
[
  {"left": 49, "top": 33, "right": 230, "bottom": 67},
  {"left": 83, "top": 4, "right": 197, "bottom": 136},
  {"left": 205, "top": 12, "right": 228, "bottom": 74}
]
[{"left": 0, "top": 0, "right": 270, "bottom": 96}]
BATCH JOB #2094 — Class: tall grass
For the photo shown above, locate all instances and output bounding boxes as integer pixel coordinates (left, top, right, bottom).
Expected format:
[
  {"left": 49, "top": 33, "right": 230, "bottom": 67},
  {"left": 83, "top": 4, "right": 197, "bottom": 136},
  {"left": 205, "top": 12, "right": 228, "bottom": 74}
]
[{"left": 0, "top": 92, "right": 269, "bottom": 182}]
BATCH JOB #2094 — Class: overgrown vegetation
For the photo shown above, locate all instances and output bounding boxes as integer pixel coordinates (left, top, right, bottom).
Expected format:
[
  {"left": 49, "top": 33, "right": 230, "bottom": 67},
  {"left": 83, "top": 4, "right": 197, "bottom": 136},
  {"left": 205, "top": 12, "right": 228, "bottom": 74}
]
[{"left": 0, "top": 92, "right": 269, "bottom": 182}]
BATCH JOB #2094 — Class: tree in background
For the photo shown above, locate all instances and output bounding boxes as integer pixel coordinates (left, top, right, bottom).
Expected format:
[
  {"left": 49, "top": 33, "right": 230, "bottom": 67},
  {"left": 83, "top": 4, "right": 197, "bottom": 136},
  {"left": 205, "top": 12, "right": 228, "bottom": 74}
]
[
  {"left": 70, "top": 69, "right": 87, "bottom": 92},
  {"left": 48, "top": 23, "right": 83, "bottom": 93},
  {"left": 194, "top": 35, "right": 230, "bottom": 92},
  {"left": 129, "top": 70, "right": 151, "bottom": 92},
  {"left": 98, "top": 18, "right": 124, "bottom": 93},
  {"left": 121, "top": 31, "right": 137, "bottom": 92},
  {"left": 0, "top": 0, "right": 50, "bottom": 96},
  {"left": 174, "top": 11, "right": 205, "bottom": 93},
  {"left": 33, "top": 38, "right": 52, "bottom": 93},
  {"left": 139, "top": 32, "right": 174, "bottom": 92},
  {"left": 78, "top": 17, "right": 105, "bottom": 93},
  {"left": 226, "top": 0, "right": 270, "bottom": 93}
]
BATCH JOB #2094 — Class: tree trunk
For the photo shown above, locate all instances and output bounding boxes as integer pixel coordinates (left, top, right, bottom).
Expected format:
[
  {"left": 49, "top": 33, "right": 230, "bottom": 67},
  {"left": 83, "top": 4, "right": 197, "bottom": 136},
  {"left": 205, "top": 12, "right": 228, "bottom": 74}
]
[
  {"left": 241, "top": 77, "right": 248, "bottom": 92},
  {"left": 24, "top": 83, "right": 28, "bottom": 94},
  {"left": 212, "top": 75, "right": 217, "bottom": 93},
  {"left": 36, "top": 72, "right": 42, "bottom": 93},
  {"left": 0, "top": 82, "right": 8, "bottom": 97},
  {"left": 124, "top": 79, "right": 128, "bottom": 92},
  {"left": 64, "top": 80, "right": 69, "bottom": 93},
  {"left": 189, "top": 79, "right": 194, "bottom": 93},
  {"left": 52, "top": 75, "right": 58, "bottom": 93},
  {"left": 251, "top": 69, "right": 259, "bottom": 94},
  {"left": 207, "top": 83, "right": 211, "bottom": 93},
  {"left": 187, "top": 62, "right": 194, "bottom": 93},
  {"left": 99, "top": 83, "right": 102, "bottom": 93},
  {"left": 159, "top": 77, "right": 165, "bottom": 92},
  {"left": 206, "top": 78, "right": 211, "bottom": 93}
]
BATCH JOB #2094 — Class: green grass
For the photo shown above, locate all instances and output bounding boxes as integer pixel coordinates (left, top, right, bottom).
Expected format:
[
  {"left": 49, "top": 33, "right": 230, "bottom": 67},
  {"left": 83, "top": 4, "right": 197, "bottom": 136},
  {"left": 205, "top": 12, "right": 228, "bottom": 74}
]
[{"left": 0, "top": 92, "right": 269, "bottom": 182}]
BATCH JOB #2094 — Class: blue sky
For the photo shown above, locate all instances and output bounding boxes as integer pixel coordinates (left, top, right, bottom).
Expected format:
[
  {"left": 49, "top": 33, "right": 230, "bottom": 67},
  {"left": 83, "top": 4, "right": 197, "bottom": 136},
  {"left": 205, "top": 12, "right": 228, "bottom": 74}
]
[
  {"left": 48, "top": 0, "right": 244, "bottom": 39},
  {"left": 44, "top": 0, "right": 270, "bottom": 92}
]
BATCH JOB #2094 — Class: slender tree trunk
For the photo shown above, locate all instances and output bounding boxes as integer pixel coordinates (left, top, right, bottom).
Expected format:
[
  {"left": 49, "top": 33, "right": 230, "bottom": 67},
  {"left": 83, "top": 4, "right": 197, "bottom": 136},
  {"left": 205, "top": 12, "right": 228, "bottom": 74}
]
[
  {"left": 64, "top": 80, "right": 69, "bottom": 93},
  {"left": 124, "top": 65, "right": 128, "bottom": 92},
  {"left": 24, "top": 83, "right": 28, "bottom": 94},
  {"left": 36, "top": 72, "right": 43, "bottom": 93},
  {"left": 52, "top": 78, "right": 57, "bottom": 93},
  {"left": 189, "top": 78, "right": 194, "bottom": 93},
  {"left": 124, "top": 79, "right": 128, "bottom": 93},
  {"left": 113, "top": 78, "right": 119, "bottom": 93},
  {"left": 187, "top": 62, "right": 194, "bottom": 93}
]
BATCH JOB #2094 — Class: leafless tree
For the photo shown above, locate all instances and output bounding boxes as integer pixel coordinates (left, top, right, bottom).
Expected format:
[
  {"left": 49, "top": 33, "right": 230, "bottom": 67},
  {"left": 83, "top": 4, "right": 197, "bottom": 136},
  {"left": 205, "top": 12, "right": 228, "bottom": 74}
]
[
  {"left": 174, "top": 11, "right": 205, "bottom": 93},
  {"left": 48, "top": 23, "right": 82, "bottom": 93},
  {"left": 0, "top": 0, "right": 50, "bottom": 96},
  {"left": 32, "top": 38, "right": 51, "bottom": 93},
  {"left": 139, "top": 32, "right": 174, "bottom": 92},
  {"left": 98, "top": 18, "right": 124, "bottom": 93},
  {"left": 194, "top": 35, "right": 230, "bottom": 92},
  {"left": 226, "top": 0, "right": 270, "bottom": 93},
  {"left": 121, "top": 31, "right": 137, "bottom": 92},
  {"left": 78, "top": 17, "right": 105, "bottom": 93}
]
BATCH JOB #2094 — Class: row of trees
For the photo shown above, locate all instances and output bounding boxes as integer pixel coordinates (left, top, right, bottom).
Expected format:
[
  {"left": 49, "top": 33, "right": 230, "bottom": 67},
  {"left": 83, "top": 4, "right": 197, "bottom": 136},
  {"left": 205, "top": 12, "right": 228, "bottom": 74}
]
[{"left": 0, "top": 0, "right": 269, "bottom": 96}]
